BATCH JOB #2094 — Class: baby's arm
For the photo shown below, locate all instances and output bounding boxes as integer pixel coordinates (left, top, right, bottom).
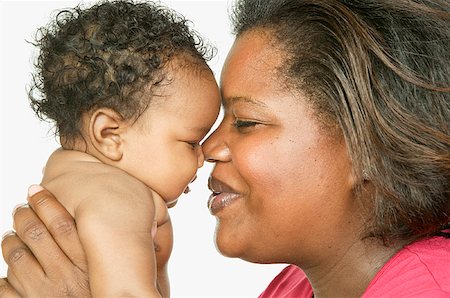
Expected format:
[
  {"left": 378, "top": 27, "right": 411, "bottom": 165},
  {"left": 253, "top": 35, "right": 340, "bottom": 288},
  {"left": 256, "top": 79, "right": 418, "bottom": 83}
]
[{"left": 54, "top": 171, "right": 162, "bottom": 297}]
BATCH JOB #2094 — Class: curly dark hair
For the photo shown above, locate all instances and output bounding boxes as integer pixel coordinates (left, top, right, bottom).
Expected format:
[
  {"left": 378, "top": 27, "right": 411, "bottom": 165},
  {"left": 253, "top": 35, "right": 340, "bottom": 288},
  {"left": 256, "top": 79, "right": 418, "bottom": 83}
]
[
  {"left": 29, "top": 0, "right": 214, "bottom": 140},
  {"left": 231, "top": 0, "right": 450, "bottom": 244}
]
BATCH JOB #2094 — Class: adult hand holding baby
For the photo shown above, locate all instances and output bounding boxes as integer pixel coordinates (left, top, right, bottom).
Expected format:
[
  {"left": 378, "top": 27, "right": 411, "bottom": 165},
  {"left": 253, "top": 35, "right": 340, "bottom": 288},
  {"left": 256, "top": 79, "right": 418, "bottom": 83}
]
[
  {"left": 1, "top": 185, "right": 90, "bottom": 297},
  {"left": 1, "top": 185, "right": 172, "bottom": 298},
  {"left": 0, "top": 185, "right": 173, "bottom": 297}
]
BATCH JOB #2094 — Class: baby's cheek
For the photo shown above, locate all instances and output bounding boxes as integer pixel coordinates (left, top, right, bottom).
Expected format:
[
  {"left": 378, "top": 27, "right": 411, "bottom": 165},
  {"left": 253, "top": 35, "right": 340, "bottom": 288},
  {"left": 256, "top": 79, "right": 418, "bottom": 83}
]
[{"left": 168, "top": 158, "right": 197, "bottom": 196}]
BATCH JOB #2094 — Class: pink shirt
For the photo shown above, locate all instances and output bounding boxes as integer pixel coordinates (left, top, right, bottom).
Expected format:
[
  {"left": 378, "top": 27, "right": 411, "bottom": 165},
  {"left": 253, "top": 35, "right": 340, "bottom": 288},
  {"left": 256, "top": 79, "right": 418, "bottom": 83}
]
[{"left": 259, "top": 236, "right": 450, "bottom": 297}]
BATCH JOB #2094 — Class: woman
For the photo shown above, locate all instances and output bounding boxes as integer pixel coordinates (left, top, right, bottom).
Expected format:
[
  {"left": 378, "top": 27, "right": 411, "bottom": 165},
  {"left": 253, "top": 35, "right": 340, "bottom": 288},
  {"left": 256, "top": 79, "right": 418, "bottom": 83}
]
[{"left": 2, "top": 0, "right": 449, "bottom": 297}]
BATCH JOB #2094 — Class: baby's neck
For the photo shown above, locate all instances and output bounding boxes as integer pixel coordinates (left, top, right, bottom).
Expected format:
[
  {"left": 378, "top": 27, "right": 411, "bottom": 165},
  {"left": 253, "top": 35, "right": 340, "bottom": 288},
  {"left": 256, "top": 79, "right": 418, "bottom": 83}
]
[
  {"left": 60, "top": 135, "right": 109, "bottom": 164},
  {"left": 42, "top": 148, "right": 102, "bottom": 182}
]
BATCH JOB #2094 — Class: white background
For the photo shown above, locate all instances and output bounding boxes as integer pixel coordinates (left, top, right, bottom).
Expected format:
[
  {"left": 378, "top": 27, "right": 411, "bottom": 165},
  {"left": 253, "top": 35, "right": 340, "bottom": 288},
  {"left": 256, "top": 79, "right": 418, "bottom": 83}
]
[{"left": 0, "top": 1, "right": 285, "bottom": 297}]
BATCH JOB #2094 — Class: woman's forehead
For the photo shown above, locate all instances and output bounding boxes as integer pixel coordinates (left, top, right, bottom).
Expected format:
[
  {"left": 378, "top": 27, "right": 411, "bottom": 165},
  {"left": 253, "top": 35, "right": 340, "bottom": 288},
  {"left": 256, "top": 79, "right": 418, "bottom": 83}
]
[
  {"left": 222, "top": 31, "right": 280, "bottom": 77},
  {"left": 220, "top": 30, "right": 286, "bottom": 101}
]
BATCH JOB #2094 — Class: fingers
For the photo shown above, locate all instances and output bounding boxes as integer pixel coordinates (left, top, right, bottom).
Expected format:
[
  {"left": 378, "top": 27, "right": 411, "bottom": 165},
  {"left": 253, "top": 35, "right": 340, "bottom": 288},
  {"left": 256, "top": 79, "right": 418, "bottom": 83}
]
[
  {"left": 1, "top": 232, "right": 43, "bottom": 293},
  {"left": 11, "top": 202, "right": 76, "bottom": 279},
  {"left": 0, "top": 277, "right": 21, "bottom": 298},
  {"left": 26, "top": 185, "right": 87, "bottom": 272},
  {"left": 2, "top": 185, "right": 90, "bottom": 297},
  {"left": 6, "top": 269, "right": 25, "bottom": 296}
]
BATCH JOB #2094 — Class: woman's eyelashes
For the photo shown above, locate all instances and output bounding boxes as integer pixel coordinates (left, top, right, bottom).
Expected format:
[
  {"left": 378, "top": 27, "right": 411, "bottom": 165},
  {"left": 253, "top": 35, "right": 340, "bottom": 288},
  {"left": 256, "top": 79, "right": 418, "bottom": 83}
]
[
  {"left": 229, "top": 106, "right": 268, "bottom": 132},
  {"left": 232, "top": 118, "right": 259, "bottom": 132}
]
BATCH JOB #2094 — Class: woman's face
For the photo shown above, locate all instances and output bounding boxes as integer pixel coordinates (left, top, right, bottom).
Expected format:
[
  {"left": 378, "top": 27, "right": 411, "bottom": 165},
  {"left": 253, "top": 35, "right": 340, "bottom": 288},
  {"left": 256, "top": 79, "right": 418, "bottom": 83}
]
[{"left": 203, "top": 30, "right": 359, "bottom": 266}]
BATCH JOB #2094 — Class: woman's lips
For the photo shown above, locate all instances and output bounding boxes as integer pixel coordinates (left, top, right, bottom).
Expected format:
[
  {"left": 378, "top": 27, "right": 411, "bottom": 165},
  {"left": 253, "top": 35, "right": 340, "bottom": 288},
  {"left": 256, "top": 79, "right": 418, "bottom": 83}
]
[
  {"left": 207, "top": 192, "right": 240, "bottom": 215},
  {"left": 207, "top": 176, "right": 241, "bottom": 215}
]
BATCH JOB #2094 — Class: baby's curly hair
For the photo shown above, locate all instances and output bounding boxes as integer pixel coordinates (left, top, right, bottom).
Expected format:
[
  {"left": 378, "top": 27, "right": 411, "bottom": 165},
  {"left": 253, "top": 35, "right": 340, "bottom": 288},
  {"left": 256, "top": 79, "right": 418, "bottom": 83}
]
[{"left": 29, "top": 0, "right": 214, "bottom": 140}]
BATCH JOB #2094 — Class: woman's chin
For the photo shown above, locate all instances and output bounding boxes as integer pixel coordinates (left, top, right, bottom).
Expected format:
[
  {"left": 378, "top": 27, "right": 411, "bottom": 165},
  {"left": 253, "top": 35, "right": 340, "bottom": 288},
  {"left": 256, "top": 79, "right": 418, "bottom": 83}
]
[
  {"left": 213, "top": 223, "right": 247, "bottom": 258},
  {"left": 213, "top": 225, "right": 265, "bottom": 263},
  {"left": 214, "top": 237, "right": 271, "bottom": 264},
  {"left": 213, "top": 223, "right": 284, "bottom": 264}
]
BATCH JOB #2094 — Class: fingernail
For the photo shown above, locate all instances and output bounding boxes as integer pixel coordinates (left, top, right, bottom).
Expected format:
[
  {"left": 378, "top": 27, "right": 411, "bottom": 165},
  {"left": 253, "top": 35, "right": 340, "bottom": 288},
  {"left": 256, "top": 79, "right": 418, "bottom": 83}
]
[
  {"left": 1, "top": 230, "right": 15, "bottom": 241},
  {"left": 12, "top": 203, "right": 29, "bottom": 216},
  {"left": 151, "top": 220, "right": 158, "bottom": 239},
  {"left": 28, "top": 184, "right": 44, "bottom": 198}
]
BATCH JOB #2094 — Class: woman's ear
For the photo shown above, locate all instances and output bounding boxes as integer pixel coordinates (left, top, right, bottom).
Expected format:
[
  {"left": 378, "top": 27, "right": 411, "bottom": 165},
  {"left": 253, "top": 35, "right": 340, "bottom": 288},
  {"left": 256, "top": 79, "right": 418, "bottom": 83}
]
[{"left": 89, "top": 109, "right": 125, "bottom": 161}]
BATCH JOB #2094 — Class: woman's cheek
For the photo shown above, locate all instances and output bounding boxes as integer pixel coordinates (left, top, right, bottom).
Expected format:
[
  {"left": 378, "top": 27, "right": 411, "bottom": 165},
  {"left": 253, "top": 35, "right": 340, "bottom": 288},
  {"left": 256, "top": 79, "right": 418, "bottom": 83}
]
[
  {"left": 234, "top": 138, "right": 291, "bottom": 201},
  {"left": 239, "top": 135, "right": 296, "bottom": 183}
]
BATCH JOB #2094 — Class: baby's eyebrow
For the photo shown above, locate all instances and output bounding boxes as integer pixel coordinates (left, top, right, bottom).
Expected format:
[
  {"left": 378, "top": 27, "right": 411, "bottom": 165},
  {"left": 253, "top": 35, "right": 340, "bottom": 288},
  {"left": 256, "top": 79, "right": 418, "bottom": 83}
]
[{"left": 188, "top": 126, "right": 211, "bottom": 135}]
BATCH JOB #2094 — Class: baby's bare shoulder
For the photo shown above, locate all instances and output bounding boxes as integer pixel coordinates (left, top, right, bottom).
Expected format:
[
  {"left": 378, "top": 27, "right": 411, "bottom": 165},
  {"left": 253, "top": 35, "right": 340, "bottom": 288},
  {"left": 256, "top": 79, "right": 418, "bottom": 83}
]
[
  {"left": 74, "top": 169, "right": 157, "bottom": 231},
  {"left": 42, "top": 149, "right": 154, "bottom": 217}
]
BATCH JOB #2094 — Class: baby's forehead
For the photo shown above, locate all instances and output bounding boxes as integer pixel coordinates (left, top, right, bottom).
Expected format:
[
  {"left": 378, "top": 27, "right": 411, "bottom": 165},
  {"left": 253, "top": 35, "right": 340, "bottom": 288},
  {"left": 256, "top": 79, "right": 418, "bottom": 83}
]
[
  {"left": 143, "top": 62, "right": 216, "bottom": 102},
  {"left": 156, "top": 55, "right": 214, "bottom": 87},
  {"left": 165, "top": 53, "right": 212, "bottom": 78}
]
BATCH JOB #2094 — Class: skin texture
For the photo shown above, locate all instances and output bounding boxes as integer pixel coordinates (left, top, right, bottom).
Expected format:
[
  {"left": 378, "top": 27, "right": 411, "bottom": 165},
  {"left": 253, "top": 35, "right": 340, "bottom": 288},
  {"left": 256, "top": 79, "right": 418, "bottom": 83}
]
[
  {"left": 114, "top": 65, "right": 221, "bottom": 203},
  {"left": 203, "top": 30, "right": 357, "bottom": 264},
  {"left": 1, "top": 22, "right": 410, "bottom": 298},
  {"left": 42, "top": 151, "right": 164, "bottom": 297},
  {"left": 45, "top": 65, "right": 219, "bottom": 297},
  {"left": 1, "top": 65, "right": 220, "bottom": 297},
  {"left": 2, "top": 187, "right": 89, "bottom": 297},
  {"left": 202, "top": 30, "right": 402, "bottom": 297}
]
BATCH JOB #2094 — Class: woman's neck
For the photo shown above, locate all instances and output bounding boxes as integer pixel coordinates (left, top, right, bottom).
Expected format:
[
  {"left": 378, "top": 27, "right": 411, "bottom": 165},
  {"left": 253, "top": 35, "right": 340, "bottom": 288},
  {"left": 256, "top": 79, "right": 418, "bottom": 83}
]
[{"left": 302, "top": 238, "right": 405, "bottom": 298}]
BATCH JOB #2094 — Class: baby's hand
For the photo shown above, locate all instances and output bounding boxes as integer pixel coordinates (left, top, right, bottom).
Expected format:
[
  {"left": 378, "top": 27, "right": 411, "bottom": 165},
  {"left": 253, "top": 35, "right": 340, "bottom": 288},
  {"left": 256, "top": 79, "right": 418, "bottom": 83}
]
[
  {"left": 152, "top": 192, "right": 170, "bottom": 227},
  {"left": 151, "top": 192, "right": 172, "bottom": 261},
  {"left": 150, "top": 192, "right": 173, "bottom": 298}
]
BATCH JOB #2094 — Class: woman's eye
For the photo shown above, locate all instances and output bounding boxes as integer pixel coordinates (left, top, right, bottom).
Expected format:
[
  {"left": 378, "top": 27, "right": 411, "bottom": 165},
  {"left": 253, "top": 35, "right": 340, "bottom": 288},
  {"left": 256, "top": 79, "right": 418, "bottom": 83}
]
[{"left": 233, "top": 119, "right": 258, "bottom": 130}]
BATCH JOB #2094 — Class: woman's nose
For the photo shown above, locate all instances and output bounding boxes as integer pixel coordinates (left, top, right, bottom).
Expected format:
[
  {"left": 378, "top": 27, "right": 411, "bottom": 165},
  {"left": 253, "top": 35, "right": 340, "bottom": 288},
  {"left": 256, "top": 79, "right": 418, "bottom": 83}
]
[{"left": 202, "top": 124, "right": 231, "bottom": 163}]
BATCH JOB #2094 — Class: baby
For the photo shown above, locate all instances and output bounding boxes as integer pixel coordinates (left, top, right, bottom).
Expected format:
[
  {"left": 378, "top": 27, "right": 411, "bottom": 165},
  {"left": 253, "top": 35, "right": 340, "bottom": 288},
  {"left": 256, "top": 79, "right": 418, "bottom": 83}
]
[{"left": 29, "top": 1, "right": 220, "bottom": 297}]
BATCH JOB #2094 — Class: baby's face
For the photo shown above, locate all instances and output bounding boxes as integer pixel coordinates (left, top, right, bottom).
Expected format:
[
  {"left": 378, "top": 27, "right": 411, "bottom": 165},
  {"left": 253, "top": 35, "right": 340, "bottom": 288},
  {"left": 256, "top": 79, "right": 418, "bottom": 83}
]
[{"left": 120, "top": 65, "right": 221, "bottom": 205}]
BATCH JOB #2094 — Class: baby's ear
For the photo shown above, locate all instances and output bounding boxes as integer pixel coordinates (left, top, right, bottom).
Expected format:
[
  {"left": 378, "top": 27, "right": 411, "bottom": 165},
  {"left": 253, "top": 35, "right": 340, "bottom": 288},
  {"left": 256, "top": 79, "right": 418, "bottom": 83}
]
[{"left": 89, "top": 109, "right": 125, "bottom": 161}]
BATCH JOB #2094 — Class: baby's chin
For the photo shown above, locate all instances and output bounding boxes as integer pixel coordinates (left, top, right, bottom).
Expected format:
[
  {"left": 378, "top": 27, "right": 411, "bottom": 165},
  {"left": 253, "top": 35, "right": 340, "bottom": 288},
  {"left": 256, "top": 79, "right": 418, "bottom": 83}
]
[
  {"left": 166, "top": 200, "right": 178, "bottom": 208},
  {"left": 163, "top": 183, "right": 193, "bottom": 208},
  {"left": 165, "top": 198, "right": 179, "bottom": 208}
]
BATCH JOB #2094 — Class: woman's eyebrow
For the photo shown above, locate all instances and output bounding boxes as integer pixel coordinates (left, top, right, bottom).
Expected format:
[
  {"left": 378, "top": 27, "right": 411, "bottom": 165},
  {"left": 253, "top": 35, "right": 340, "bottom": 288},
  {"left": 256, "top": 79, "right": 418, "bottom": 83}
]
[{"left": 223, "top": 96, "right": 268, "bottom": 109}]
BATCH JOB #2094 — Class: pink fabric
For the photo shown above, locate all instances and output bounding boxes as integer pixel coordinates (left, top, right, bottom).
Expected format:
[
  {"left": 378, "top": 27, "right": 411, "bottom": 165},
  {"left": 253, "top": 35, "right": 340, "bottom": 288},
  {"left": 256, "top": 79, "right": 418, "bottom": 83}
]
[
  {"left": 259, "top": 236, "right": 450, "bottom": 298},
  {"left": 258, "top": 265, "right": 312, "bottom": 298},
  {"left": 363, "top": 236, "right": 450, "bottom": 297}
]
